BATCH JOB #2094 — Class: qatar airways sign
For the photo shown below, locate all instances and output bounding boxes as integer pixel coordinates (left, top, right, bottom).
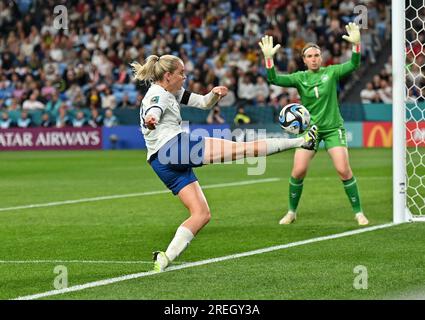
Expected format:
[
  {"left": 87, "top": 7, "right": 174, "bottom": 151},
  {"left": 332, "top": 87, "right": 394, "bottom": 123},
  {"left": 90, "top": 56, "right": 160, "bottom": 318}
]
[{"left": 0, "top": 127, "right": 102, "bottom": 150}]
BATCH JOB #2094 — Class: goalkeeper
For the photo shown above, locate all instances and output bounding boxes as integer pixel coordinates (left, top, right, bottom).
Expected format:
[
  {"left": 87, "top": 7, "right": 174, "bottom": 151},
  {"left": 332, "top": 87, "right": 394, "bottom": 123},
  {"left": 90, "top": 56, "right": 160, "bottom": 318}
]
[{"left": 259, "top": 22, "right": 369, "bottom": 226}]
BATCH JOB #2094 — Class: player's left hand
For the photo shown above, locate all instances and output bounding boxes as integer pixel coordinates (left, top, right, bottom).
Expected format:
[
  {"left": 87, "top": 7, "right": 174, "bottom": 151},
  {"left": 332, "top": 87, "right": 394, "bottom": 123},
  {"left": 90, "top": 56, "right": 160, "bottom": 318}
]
[
  {"left": 259, "top": 35, "right": 281, "bottom": 59},
  {"left": 212, "top": 86, "right": 228, "bottom": 98},
  {"left": 342, "top": 22, "right": 361, "bottom": 44},
  {"left": 144, "top": 115, "right": 158, "bottom": 130}
]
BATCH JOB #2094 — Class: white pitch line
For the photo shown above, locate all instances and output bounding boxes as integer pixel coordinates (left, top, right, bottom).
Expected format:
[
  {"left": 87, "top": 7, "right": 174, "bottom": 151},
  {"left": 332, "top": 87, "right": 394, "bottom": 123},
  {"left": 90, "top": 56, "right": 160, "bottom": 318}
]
[
  {"left": 0, "top": 260, "right": 187, "bottom": 265},
  {"left": 13, "top": 222, "right": 400, "bottom": 300},
  {"left": 0, "top": 178, "right": 281, "bottom": 213},
  {"left": 0, "top": 176, "right": 390, "bottom": 213}
]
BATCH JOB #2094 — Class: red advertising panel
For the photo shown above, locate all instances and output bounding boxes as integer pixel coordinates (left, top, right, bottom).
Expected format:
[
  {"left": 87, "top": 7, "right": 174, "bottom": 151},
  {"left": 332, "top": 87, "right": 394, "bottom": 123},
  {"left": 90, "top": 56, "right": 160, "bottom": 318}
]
[
  {"left": 407, "top": 121, "right": 425, "bottom": 147},
  {"left": 0, "top": 127, "right": 102, "bottom": 151},
  {"left": 363, "top": 122, "right": 425, "bottom": 147},
  {"left": 363, "top": 122, "right": 392, "bottom": 147}
]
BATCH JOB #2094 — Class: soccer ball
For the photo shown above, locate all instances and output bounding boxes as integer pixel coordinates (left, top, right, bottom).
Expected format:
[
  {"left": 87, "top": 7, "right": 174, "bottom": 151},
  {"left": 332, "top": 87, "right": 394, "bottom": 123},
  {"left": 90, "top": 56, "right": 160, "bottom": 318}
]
[{"left": 278, "top": 103, "right": 311, "bottom": 134}]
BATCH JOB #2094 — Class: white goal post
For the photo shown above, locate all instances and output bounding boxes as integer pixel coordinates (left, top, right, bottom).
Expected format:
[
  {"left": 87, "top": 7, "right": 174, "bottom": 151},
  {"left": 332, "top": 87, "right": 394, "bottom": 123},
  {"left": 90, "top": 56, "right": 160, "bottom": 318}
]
[{"left": 393, "top": 0, "right": 425, "bottom": 222}]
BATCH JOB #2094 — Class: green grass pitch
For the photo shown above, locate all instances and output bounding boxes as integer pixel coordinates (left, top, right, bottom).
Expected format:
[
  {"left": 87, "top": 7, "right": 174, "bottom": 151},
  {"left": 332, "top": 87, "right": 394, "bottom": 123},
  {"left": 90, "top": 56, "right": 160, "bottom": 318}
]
[{"left": 0, "top": 148, "right": 424, "bottom": 300}]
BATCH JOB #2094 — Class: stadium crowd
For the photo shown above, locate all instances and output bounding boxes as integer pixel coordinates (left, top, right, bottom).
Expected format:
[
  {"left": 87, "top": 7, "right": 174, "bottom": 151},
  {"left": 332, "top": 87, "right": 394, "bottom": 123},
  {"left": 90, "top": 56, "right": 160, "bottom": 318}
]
[
  {"left": 360, "top": 54, "right": 392, "bottom": 103},
  {"left": 0, "top": 0, "right": 391, "bottom": 128}
]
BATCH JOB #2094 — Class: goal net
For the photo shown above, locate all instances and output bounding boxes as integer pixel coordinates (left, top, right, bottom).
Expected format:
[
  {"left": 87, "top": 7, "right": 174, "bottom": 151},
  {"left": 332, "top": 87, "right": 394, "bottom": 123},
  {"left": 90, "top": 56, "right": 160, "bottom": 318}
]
[{"left": 397, "top": 0, "right": 425, "bottom": 222}]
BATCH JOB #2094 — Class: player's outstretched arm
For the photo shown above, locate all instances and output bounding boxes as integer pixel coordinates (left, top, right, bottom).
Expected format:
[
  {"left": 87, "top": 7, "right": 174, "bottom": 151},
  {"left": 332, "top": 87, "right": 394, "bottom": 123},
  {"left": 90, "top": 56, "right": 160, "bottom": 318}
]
[
  {"left": 342, "top": 22, "right": 361, "bottom": 53},
  {"left": 185, "top": 86, "right": 228, "bottom": 110},
  {"left": 258, "top": 35, "right": 281, "bottom": 69},
  {"left": 337, "top": 22, "right": 361, "bottom": 78},
  {"left": 259, "top": 35, "right": 297, "bottom": 87}
]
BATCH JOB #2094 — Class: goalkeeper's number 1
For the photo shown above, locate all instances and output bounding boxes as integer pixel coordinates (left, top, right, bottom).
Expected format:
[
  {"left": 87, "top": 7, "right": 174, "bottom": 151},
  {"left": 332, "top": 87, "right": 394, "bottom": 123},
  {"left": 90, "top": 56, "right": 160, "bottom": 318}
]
[{"left": 314, "top": 86, "right": 319, "bottom": 98}]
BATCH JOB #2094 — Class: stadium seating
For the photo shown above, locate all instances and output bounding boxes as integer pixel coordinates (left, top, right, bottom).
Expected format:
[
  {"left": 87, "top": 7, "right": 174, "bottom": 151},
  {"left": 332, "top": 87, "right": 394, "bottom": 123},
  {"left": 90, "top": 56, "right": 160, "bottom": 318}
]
[{"left": 0, "top": 0, "right": 392, "bottom": 129}]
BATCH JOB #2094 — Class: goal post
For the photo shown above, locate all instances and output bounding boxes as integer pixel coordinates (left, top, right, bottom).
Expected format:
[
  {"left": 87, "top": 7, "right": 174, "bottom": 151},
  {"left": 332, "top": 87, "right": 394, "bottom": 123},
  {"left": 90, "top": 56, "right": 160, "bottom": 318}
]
[
  {"left": 394, "top": 0, "right": 425, "bottom": 222},
  {"left": 392, "top": 0, "right": 407, "bottom": 223}
]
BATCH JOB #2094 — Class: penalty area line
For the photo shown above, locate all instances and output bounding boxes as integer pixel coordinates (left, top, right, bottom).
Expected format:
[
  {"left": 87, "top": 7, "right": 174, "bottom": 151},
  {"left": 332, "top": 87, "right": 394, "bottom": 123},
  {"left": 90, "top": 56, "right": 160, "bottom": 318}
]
[{"left": 13, "top": 222, "right": 400, "bottom": 300}]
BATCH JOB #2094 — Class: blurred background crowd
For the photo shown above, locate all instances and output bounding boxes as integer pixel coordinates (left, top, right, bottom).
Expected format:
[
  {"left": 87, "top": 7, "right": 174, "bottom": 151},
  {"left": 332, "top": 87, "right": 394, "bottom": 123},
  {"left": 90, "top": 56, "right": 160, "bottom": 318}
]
[{"left": 0, "top": 0, "right": 393, "bottom": 128}]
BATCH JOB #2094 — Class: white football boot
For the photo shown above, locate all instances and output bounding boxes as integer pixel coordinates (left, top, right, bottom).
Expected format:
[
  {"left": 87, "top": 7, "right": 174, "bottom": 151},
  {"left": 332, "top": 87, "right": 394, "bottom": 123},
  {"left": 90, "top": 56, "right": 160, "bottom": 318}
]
[
  {"left": 355, "top": 212, "right": 369, "bottom": 226},
  {"left": 279, "top": 211, "right": 296, "bottom": 225}
]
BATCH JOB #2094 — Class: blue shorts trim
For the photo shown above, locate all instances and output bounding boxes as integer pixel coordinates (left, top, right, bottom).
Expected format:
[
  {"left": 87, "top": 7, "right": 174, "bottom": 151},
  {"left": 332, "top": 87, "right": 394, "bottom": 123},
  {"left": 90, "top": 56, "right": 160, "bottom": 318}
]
[{"left": 149, "top": 133, "right": 205, "bottom": 195}]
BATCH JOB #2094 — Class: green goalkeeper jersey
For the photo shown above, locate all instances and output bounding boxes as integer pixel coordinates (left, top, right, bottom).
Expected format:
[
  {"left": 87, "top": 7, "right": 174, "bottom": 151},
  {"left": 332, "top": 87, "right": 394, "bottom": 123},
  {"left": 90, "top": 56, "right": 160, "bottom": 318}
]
[{"left": 267, "top": 52, "right": 360, "bottom": 130}]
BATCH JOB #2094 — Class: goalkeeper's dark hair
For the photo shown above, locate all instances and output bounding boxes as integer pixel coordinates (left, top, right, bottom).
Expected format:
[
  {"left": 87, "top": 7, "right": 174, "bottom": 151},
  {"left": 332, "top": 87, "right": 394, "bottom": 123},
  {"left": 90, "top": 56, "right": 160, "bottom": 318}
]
[
  {"left": 130, "top": 55, "right": 183, "bottom": 84},
  {"left": 302, "top": 43, "right": 321, "bottom": 56}
]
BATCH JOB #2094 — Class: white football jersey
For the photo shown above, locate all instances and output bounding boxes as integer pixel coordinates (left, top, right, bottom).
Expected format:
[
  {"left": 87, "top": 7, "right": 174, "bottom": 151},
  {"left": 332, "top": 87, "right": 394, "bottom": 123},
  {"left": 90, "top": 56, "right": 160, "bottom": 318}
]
[{"left": 140, "top": 83, "right": 186, "bottom": 160}]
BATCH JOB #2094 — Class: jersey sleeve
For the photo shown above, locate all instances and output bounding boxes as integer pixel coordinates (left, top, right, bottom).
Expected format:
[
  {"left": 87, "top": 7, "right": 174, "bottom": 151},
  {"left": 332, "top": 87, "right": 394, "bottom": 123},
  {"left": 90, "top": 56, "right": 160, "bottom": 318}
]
[
  {"left": 176, "top": 88, "right": 219, "bottom": 110},
  {"left": 143, "top": 91, "right": 168, "bottom": 118},
  {"left": 266, "top": 66, "right": 298, "bottom": 88},
  {"left": 332, "top": 51, "right": 361, "bottom": 80},
  {"left": 176, "top": 88, "right": 192, "bottom": 105}
]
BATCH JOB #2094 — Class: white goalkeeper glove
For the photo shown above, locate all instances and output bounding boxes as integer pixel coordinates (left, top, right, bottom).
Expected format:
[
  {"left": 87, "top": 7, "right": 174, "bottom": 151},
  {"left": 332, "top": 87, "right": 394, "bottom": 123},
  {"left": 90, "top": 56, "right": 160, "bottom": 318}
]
[
  {"left": 259, "top": 35, "right": 281, "bottom": 58},
  {"left": 259, "top": 35, "right": 281, "bottom": 68},
  {"left": 342, "top": 22, "right": 361, "bottom": 45}
]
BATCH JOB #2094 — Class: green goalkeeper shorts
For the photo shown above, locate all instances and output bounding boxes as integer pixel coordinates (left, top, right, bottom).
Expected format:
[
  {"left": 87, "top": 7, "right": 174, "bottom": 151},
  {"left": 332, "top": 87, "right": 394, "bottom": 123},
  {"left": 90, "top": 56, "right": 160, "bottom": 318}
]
[{"left": 314, "top": 127, "right": 348, "bottom": 151}]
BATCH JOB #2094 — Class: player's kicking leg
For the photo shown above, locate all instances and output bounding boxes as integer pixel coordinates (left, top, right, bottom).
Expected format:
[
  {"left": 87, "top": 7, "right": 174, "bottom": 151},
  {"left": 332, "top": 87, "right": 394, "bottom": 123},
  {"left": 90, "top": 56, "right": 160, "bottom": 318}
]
[{"left": 203, "top": 125, "right": 318, "bottom": 163}]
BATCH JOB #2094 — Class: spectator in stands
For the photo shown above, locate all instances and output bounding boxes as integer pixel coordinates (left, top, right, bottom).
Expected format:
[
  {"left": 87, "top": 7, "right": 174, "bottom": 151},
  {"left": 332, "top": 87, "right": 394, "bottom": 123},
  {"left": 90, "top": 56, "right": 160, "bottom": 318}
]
[
  {"left": 234, "top": 106, "right": 251, "bottom": 125},
  {"left": 254, "top": 76, "right": 270, "bottom": 100},
  {"left": 65, "top": 84, "right": 84, "bottom": 104},
  {"left": 206, "top": 106, "right": 225, "bottom": 124},
  {"left": 217, "top": 87, "right": 236, "bottom": 107},
  {"left": 0, "top": 0, "right": 391, "bottom": 129},
  {"left": 22, "top": 92, "right": 45, "bottom": 111},
  {"left": 17, "top": 110, "right": 32, "bottom": 128},
  {"left": 45, "top": 92, "right": 63, "bottom": 114},
  {"left": 377, "top": 80, "right": 392, "bottom": 103},
  {"left": 72, "top": 111, "right": 88, "bottom": 127},
  {"left": 361, "top": 26, "right": 380, "bottom": 64},
  {"left": 237, "top": 73, "right": 256, "bottom": 105},
  {"left": 103, "top": 108, "right": 118, "bottom": 127},
  {"left": 55, "top": 105, "right": 70, "bottom": 128},
  {"left": 7, "top": 98, "right": 21, "bottom": 111},
  {"left": 43, "top": 58, "right": 60, "bottom": 83},
  {"left": 41, "top": 80, "right": 56, "bottom": 99},
  {"left": 384, "top": 55, "right": 392, "bottom": 75},
  {"left": 360, "top": 82, "right": 379, "bottom": 103},
  {"left": 372, "top": 75, "right": 382, "bottom": 90},
  {"left": 255, "top": 93, "right": 268, "bottom": 107},
  {"left": 0, "top": 111, "right": 14, "bottom": 129},
  {"left": 13, "top": 81, "right": 26, "bottom": 101},
  {"left": 117, "top": 93, "right": 133, "bottom": 108},
  {"left": 88, "top": 108, "right": 103, "bottom": 128},
  {"left": 101, "top": 87, "right": 117, "bottom": 110},
  {"left": 339, "top": 0, "right": 356, "bottom": 17},
  {"left": 40, "top": 112, "right": 53, "bottom": 128},
  {"left": 72, "top": 91, "right": 88, "bottom": 110}
]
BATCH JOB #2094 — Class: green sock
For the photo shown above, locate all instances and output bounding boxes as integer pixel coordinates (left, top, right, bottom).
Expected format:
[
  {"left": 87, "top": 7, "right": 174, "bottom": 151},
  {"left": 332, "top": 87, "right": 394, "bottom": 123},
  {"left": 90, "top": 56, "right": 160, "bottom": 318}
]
[
  {"left": 289, "top": 176, "right": 304, "bottom": 212},
  {"left": 342, "top": 177, "right": 362, "bottom": 214}
]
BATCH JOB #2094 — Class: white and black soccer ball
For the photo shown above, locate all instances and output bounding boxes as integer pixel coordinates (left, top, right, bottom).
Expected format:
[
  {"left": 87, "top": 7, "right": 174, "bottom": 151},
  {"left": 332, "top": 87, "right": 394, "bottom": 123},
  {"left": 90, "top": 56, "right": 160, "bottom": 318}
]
[{"left": 278, "top": 103, "right": 311, "bottom": 134}]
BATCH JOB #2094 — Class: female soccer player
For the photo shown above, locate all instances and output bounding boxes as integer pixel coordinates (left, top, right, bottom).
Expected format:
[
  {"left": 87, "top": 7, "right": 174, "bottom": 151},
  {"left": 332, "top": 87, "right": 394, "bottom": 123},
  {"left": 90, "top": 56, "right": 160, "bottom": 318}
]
[
  {"left": 259, "top": 22, "right": 369, "bottom": 226},
  {"left": 131, "top": 54, "right": 318, "bottom": 272}
]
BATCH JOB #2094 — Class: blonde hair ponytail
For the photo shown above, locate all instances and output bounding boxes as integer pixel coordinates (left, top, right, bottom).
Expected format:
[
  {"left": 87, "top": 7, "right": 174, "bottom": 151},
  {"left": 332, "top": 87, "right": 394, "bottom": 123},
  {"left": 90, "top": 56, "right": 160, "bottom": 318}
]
[{"left": 130, "top": 55, "right": 183, "bottom": 83}]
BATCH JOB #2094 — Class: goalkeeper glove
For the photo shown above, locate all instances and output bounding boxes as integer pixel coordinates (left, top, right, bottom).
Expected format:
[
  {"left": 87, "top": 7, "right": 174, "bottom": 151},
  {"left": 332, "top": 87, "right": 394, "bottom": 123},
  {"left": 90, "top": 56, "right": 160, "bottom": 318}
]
[
  {"left": 342, "top": 22, "right": 361, "bottom": 45},
  {"left": 258, "top": 35, "right": 281, "bottom": 68}
]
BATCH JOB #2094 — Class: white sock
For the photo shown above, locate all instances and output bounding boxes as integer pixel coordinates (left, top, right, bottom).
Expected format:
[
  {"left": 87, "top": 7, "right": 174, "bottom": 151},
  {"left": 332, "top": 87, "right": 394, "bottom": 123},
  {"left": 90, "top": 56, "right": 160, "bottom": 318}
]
[
  {"left": 266, "top": 138, "right": 304, "bottom": 155},
  {"left": 165, "top": 226, "right": 194, "bottom": 262}
]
